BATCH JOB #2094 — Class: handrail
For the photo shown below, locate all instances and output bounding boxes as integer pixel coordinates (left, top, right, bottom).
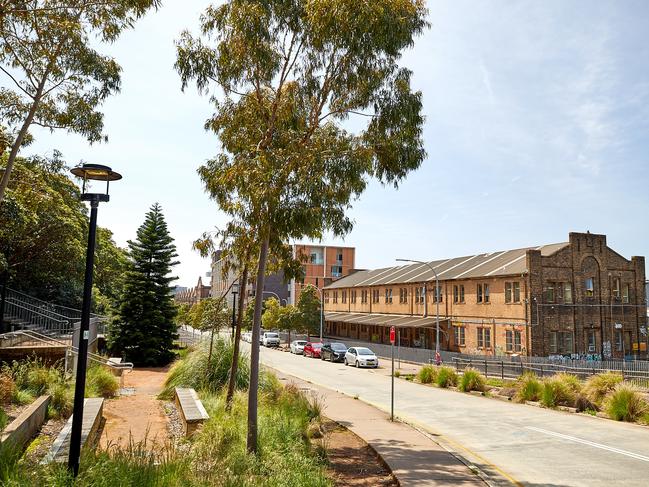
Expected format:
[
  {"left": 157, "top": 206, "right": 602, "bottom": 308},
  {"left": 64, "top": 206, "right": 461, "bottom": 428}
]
[
  {"left": 4, "top": 287, "right": 107, "bottom": 320},
  {"left": 5, "top": 300, "right": 70, "bottom": 325}
]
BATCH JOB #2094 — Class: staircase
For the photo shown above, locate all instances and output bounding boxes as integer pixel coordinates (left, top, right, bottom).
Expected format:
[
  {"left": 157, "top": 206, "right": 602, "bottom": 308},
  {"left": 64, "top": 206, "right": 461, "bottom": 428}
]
[{"left": 0, "top": 286, "right": 107, "bottom": 338}]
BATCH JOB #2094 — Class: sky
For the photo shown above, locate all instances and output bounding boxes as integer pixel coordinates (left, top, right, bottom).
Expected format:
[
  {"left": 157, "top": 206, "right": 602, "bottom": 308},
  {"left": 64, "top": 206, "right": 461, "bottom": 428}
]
[{"left": 25, "top": 0, "right": 649, "bottom": 288}]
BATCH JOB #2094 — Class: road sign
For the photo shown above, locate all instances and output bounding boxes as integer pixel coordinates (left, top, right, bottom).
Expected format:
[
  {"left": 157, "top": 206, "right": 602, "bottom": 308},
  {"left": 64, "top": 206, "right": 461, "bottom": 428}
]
[
  {"left": 614, "top": 323, "right": 623, "bottom": 329},
  {"left": 390, "top": 326, "right": 396, "bottom": 344}
]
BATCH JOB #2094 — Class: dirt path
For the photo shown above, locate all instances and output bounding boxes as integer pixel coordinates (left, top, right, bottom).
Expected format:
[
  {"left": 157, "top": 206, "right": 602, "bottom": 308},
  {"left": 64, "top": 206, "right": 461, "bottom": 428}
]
[{"left": 99, "top": 367, "right": 170, "bottom": 450}]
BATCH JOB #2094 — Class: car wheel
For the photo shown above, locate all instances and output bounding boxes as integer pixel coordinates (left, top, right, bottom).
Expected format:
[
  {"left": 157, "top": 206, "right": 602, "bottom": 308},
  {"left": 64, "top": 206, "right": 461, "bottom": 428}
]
[
  {"left": 344, "top": 358, "right": 348, "bottom": 366},
  {"left": 330, "top": 355, "right": 334, "bottom": 362},
  {"left": 355, "top": 361, "right": 359, "bottom": 368}
]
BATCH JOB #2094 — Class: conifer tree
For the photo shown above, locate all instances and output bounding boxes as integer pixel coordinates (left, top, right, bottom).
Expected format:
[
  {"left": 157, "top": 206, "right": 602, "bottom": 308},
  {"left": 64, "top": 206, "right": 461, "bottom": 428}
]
[{"left": 109, "top": 203, "right": 179, "bottom": 366}]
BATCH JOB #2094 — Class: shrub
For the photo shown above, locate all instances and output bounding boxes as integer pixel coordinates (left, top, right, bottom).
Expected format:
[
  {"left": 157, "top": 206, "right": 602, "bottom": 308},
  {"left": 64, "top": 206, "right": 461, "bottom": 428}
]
[
  {"left": 541, "top": 376, "right": 576, "bottom": 408},
  {"left": 0, "top": 374, "right": 15, "bottom": 403},
  {"left": 0, "top": 408, "right": 7, "bottom": 432},
  {"left": 160, "top": 338, "right": 249, "bottom": 399},
  {"left": 86, "top": 366, "right": 119, "bottom": 398},
  {"left": 514, "top": 373, "right": 542, "bottom": 403},
  {"left": 584, "top": 372, "right": 623, "bottom": 407},
  {"left": 605, "top": 385, "right": 649, "bottom": 422},
  {"left": 49, "top": 382, "right": 73, "bottom": 418},
  {"left": 11, "top": 388, "right": 34, "bottom": 405},
  {"left": 417, "top": 365, "right": 437, "bottom": 384},
  {"left": 436, "top": 366, "right": 457, "bottom": 388},
  {"left": 459, "top": 368, "right": 486, "bottom": 393}
]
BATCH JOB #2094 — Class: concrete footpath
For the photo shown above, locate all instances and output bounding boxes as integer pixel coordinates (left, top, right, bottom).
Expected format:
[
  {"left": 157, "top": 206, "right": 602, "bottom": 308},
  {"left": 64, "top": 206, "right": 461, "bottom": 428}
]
[{"left": 273, "top": 369, "right": 488, "bottom": 487}]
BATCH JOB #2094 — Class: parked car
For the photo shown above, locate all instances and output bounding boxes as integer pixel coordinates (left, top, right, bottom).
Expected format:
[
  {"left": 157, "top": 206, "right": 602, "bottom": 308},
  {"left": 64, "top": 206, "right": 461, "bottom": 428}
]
[
  {"left": 290, "top": 340, "right": 308, "bottom": 354},
  {"left": 241, "top": 331, "right": 252, "bottom": 342},
  {"left": 303, "top": 342, "right": 323, "bottom": 358},
  {"left": 321, "top": 342, "right": 347, "bottom": 362},
  {"left": 262, "top": 332, "right": 280, "bottom": 347},
  {"left": 344, "top": 347, "right": 378, "bottom": 368}
]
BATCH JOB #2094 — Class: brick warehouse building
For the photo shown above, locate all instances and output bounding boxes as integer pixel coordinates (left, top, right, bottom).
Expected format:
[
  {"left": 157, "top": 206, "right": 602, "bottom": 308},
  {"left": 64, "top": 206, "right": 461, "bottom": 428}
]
[{"left": 323, "top": 232, "right": 647, "bottom": 359}]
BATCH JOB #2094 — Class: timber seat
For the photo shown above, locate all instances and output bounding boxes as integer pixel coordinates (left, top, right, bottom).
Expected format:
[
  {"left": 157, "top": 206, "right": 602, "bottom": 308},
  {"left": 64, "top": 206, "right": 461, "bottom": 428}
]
[{"left": 174, "top": 387, "right": 209, "bottom": 437}]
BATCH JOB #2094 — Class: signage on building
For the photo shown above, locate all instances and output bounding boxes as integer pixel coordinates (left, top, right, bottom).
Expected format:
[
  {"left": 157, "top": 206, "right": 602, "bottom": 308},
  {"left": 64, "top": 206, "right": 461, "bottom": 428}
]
[
  {"left": 603, "top": 341, "right": 612, "bottom": 359},
  {"left": 614, "top": 323, "right": 623, "bottom": 329}
]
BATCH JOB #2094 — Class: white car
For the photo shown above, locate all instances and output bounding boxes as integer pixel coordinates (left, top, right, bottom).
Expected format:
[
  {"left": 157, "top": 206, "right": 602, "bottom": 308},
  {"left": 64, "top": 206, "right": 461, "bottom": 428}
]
[
  {"left": 344, "top": 347, "right": 379, "bottom": 368},
  {"left": 262, "top": 332, "right": 280, "bottom": 347},
  {"left": 290, "top": 340, "right": 307, "bottom": 355},
  {"left": 241, "top": 331, "right": 252, "bottom": 342}
]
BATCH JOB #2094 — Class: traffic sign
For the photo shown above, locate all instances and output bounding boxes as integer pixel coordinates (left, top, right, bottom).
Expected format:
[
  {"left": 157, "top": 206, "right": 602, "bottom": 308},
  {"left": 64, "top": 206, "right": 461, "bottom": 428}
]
[{"left": 390, "top": 326, "right": 396, "bottom": 344}]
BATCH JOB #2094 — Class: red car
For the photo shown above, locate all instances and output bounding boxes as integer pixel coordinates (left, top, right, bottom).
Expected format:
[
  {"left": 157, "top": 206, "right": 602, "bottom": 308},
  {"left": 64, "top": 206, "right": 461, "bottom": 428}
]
[{"left": 303, "top": 342, "right": 323, "bottom": 358}]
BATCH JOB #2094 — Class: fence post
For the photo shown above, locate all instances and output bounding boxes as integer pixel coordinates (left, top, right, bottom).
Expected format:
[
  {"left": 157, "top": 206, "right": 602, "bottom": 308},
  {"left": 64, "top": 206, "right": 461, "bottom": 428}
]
[
  {"left": 520, "top": 361, "right": 523, "bottom": 375},
  {"left": 501, "top": 361, "right": 504, "bottom": 380},
  {"left": 540, "top": 364, "right": 543, "bottom": 378},
  {"left": 484, "top": 360, "right": 488, "bottom": 377},
  {"left": 469, "top": 357, "right": 472, "bottom": 369}
]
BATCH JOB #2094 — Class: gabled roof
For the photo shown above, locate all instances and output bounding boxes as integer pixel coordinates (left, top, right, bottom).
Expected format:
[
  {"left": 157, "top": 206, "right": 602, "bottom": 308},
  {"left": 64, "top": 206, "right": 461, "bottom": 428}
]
[{"left": 325, "top": 242, "right": 568, "bottom": 289}]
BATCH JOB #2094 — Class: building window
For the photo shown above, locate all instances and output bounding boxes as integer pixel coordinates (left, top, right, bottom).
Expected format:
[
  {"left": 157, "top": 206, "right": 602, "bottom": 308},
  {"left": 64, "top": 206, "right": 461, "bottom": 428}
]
[
  {"left": 550, "top": 331, "right": 573, "bottom": 354},
  {"left": 372, "top": 289, "right": 380, "bottom": 303},
  {"left": 615, "top": 329, "right": 623, "bottom": 352},
  {"left": 361, "top": 290, "right": 368, "bottom": 304},
  {"left": 415, "top": 286, "right": 425, "bottom": 304},
  {"left": 385, "top": 288, "right": 393, "bottom": 304},
  {"left": 505, "top": 282, "right": 512, "bottom": 303},
  {"left": 460, "top": 285, "right": 465, "bottom": 303},
  {"left": 506, "top": 330, "right": 522, "bottom": 353},
  {"left": 351, "top": 290, "right": 357, "bottom": 304},
  {"left": 454, "top": 326, "right": 465, "bottom": 346},
  {"left": 586, "top": 329, "right": 596, "bottom": 353},
  {"left": 545, "top": 284, "right": 555, "bottom": 303},
  {"left": 584, "top": 278, "right": 594, "bottom": 297},
  {"left": 549, "top": 331, "right": 557, "bottom": 354},
  {"left": 612, "top": 277, "right": 621, "bottom": 300},
  {"left": 453, "top": 285, "right": 459, "bottom": 303},
  {"left": 336, "top": 250, "right": 343, "bottom": 262},
  {"left": 506, "top": 282, "right": 521, "bottom": 303},
  {"left": 477, "top": 283, "right": 483, "bottom": 303},
  {"left": 433, "top": 285, "right": 443, "bottom": 303},
  {"left": 477, "top": 328, "right": 491, "bottom": 349},
  {"left": 622, "top": 284, "right": 629, "bottom": 304},
  {"left": 324, "top": 292, "right": 329, "bottom": 304},
  {"left": 342, "top": 290, "right": 346, "bottom": 304},
  {"left": 484, "top": 283, "right": 490, "bottom": 303},
  {"left": 331, "top": 265, "right": 343, "bottom": 278},
  {"left": 399, "top": 287, "right": 408, "bottom": 304},
  {"left": 564, "top": 283, "right": 573, "bottom": 304},
  {"left": 333, "top": 291, "right": 338, "bottom": 304}
]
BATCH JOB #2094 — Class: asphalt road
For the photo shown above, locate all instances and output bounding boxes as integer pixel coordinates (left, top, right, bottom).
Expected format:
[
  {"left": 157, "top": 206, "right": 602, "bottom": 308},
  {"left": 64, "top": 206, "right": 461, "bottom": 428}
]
[{"left": 246, "top": 342, "right": 649, "bottom": 487}]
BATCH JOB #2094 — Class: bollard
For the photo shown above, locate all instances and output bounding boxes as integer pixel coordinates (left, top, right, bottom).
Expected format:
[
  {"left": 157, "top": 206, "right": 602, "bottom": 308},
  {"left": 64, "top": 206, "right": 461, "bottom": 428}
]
[{"left": 501, "top": 361, "right": 504, "bottom": 380}]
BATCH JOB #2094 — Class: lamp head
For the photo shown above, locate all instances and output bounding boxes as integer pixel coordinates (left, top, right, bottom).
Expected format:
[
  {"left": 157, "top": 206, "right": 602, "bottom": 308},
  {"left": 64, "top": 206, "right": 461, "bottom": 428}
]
[{"left": 70, "top": 163, "right": 122, "bottom": 203}]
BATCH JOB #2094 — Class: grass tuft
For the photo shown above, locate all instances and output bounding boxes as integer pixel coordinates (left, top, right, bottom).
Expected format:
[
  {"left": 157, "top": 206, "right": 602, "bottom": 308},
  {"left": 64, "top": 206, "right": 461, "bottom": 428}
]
[
  {"left": 435, "top": 366, "right": 457, "bottom": 388},
  {"left": 605, "top": 385, "right": 649, "bottom": 422},
  {"left": 541, "top": 374, "right": 579, "bottom": 408},
  {"left": 459, "top": 368, "right": 486, "bottom": 393},
  {"left": 584, "top": 372, "right": 623, "bottom": 408},
  {"left": 86, "top": 365, "right": 119, "bottom": 398},
  {"left": 417, "top": 365, "right": 437, "bottom": 384}
]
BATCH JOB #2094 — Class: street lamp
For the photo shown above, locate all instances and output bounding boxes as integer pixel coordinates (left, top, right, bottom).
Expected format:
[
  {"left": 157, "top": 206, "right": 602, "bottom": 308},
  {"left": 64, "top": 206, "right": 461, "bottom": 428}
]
[
  {"left": 396, "top": 259, "right": 440, "bottom": 364},
  {"left": 68, "top": 164, "right": 121, "bottom": 476}
]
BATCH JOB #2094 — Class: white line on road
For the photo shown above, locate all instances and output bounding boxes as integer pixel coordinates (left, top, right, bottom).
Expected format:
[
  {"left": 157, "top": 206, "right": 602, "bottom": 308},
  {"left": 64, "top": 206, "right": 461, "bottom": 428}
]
[{"left": 526, "top": 426, "right": 649, "bottom": 463}]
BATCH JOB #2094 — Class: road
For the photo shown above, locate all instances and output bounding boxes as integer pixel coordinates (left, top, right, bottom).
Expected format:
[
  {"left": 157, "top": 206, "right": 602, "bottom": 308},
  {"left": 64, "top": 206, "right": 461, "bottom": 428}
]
[{"left": 245, "top": 342, "right": 649, "bottom": 487}]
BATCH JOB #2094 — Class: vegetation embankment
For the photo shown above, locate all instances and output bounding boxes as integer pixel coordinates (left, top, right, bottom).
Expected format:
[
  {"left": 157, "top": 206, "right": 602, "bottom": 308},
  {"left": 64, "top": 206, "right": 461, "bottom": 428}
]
[
  {"left": 408, "top": 365, "right": 649, "bottom": 425},
  {"left": 2, "top": 340, "right": 332, "bottom": 485}
]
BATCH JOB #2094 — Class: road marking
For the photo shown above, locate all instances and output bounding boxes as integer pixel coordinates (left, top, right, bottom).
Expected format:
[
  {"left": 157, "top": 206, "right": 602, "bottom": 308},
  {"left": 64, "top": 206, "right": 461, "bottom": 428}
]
[{"left": 526, "top": 427, "right": 649, "bottom": 462}]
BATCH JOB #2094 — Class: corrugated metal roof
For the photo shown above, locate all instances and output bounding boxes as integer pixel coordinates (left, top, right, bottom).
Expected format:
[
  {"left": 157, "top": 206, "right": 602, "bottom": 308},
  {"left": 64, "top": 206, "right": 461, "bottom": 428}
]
[
  {"left": 325, "top": 242, "right": 569, "bottom": 289},
  {"left": 325, "top": 312, "right": 449, "bottom": 328}
]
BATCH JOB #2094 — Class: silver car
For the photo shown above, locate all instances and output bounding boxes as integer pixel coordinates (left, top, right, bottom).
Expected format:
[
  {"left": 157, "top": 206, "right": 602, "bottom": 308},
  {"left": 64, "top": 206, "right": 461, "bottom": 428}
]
[
  {"left": 290, "top": 340, "right": 307, "bottom": 354},
  {"left": 262, "top": 332, "right": 280, "bottom": 347},
  {"left": 344, "top": 347, "right": 379, "bottom": 368}
]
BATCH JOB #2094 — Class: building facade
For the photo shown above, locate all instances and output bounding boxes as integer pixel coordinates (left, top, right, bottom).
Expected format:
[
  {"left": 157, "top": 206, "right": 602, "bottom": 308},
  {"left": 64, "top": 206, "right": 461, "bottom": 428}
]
[
  {"left": 288, "top": 245, "right": 356, "bottom": 305},
  {"left": 323, "top": 232, "right": 647, "bottom": 359},
  {"left": 174, "top": 276, "right": 211, "bottom": 306}
]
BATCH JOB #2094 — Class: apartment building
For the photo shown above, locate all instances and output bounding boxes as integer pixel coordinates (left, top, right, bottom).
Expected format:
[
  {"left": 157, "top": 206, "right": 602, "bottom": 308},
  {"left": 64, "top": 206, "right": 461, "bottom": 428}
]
[
  {"left": 323, "top": 232, "right": 647, "bottom": 359},
  {"left": 288, "top": 245, "right": 356, "bottom": 305}
]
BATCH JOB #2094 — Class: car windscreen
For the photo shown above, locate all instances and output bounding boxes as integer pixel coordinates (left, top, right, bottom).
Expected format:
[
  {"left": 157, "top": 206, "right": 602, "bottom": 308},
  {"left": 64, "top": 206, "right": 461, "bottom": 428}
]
[
  {"left": 266, "top": 333, "right": 279, "bottom": 338},
  {"left": 356, "top": 348, "right": 374, "bottom": 355},
  {"left": 312, "top": 343, "right": 323, "bottom": 348},
  {"left": 330, "top": 344, "right": 347, "bottom": 351},
  {"left": 296, "top": 341, "right": 307, "bottom": 345}
]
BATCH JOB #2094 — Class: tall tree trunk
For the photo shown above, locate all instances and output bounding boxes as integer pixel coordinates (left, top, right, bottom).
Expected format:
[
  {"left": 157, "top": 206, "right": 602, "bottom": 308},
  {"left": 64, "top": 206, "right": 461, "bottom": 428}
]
[
  {"left": 226, "top": 266, "right": 248, "bottom": 411},
  {"left": 247, "top": 235, "right": 269, "bottom": 455}
]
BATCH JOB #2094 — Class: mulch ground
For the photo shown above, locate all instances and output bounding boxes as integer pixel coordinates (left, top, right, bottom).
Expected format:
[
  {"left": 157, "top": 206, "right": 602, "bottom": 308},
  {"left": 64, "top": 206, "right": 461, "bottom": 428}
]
[{"left": 322, "top": 418, "right": 398, "bottom": 486}]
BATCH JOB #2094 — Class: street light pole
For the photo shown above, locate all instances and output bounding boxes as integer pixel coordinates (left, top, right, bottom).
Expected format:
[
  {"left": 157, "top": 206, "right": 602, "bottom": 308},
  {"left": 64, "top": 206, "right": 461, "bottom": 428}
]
[
  {"left": 67, "top": 164, "right": 121, "bottom": 477},
  {"left": 231, "top": 290, "right": 238, "bottom": 339},
  {"left": 397, "top": 259, "right": 440, "bottom": 364}
]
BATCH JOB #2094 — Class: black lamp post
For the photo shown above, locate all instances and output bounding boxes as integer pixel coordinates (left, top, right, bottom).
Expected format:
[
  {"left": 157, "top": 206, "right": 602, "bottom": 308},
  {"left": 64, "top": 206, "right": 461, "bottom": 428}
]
[
  {"left": 231, "top": 283, "right": 239, "bottom": 339},
  {"left": 68, "top": 164, "right": 121, "bottom": 476}
]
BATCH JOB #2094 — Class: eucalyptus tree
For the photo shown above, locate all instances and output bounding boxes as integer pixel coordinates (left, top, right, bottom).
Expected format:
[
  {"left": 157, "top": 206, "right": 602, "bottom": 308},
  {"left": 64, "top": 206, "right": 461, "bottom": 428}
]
[
  {"left": 177, "top": 0, "right": 428, "bottom": 453},
  {"left": 0, "top": 0, "right": 160, "bottom": 202}
]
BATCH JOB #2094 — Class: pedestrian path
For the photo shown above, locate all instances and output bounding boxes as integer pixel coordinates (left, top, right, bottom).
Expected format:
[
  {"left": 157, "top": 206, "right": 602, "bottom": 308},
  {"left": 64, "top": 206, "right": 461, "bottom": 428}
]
[
  {"left": 273, "top": 369, "right": 488, "bottom": 486},
  {"left": 99, "top": 367, "right": 170, "bottom": 450}
]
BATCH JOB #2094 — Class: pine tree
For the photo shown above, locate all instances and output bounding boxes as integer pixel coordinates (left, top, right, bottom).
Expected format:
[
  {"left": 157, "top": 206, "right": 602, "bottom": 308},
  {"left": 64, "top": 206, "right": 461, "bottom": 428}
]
[{"left": 109, "top": 203, "right": 179, "bottom": 366}]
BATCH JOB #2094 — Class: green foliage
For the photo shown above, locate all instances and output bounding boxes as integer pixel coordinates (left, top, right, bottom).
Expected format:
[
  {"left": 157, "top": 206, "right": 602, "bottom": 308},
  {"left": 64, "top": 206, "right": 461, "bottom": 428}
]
[
  {"left": 297, "top": 285, "right": 321, "bottom": 337},
  {"left": 0, "top": 408, "right": 7, "bottom": 432},
  {"left": 541, "top": 374, "right": 579, "bottom": 408},
  {"left": 435, "top": 367, "right": 457, "bottom": 388},
  {"left": 48, "top": 382, "right": 73, "bottom": 418},
  {"left": 109, "top": 203, "right": 179, "bottom": 367},
  {"left": 11, "top": 388, "right": 34, "bottom": 406},
  {"left": 459, "top": 368, "right": 486, "bottom": 393},
  {"left": 584, "top": 372, "right": 623, "bottom": 408},
  {"left": 605, "top": 385, "right": 649, "bottom": 422},
  {"left": 160, "top": 338, "right": 250, "bottom": 400},
  {"left": 262, "top": 297, "right": 282, "bottom": 330},
  {"left": 515, "top": 373, "right": 542, "bottom": 403},
  {"left": 0, "top": 374, "right": 15, "bottom": 403},
  {"left": 417, "top": 365, "right": 437, "bottom": 384},
  {"left": 86, "top": 365, "right": 119, "bottom": 399},
  {"left": 186, "top": 297, "right": 231, "bottom": 331}
]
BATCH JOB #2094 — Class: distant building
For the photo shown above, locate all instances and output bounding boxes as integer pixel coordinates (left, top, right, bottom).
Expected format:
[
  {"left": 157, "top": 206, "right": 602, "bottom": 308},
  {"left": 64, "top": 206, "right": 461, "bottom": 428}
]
[
  {"left": 174, "top": 277, "right": 211, "bottom": 305},
  {"left": 324, "top": 232, "right": 646, "bottom": 359}
]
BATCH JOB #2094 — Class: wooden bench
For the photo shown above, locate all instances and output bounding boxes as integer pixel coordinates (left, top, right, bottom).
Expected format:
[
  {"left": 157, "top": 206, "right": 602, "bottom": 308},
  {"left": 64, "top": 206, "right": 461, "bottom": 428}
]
[{"left": 174, "top": 387, "right": 209, "bottom": 437}]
